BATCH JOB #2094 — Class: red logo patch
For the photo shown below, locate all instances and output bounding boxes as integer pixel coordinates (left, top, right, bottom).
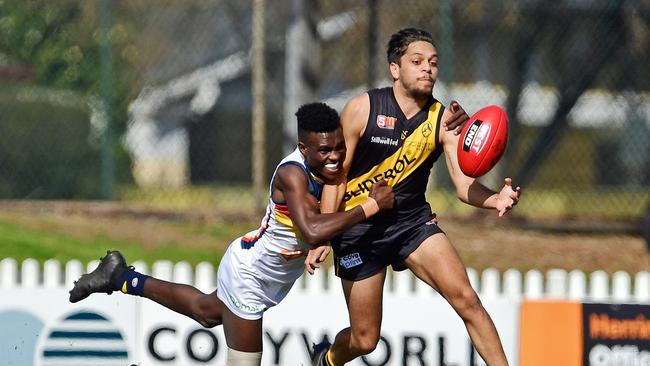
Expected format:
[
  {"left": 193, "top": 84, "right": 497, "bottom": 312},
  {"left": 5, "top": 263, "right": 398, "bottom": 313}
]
[{"left": 377, "top": 115, "right": 396, "bottom": 129}]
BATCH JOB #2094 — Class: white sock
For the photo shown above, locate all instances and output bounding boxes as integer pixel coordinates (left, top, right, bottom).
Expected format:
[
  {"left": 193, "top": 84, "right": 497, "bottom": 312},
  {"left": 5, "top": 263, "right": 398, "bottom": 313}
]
[{"left": 226, "top": 348, "right": 263, "bottom": 366}]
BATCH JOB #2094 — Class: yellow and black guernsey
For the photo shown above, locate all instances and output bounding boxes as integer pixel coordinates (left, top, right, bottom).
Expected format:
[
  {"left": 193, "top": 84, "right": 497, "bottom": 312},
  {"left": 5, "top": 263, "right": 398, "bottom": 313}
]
[
  {"left": 332, "top": 87, "right": 446, "bottom": 280},
  {"left": 344, "top": 87, "right": 444, "bottom": 213}
]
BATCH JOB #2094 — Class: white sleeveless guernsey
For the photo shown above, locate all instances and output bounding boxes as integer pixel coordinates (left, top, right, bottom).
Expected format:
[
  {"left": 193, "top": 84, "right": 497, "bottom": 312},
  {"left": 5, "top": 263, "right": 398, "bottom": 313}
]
[{"left": 216, "top": 148, "right": 323, "bottom": 320}]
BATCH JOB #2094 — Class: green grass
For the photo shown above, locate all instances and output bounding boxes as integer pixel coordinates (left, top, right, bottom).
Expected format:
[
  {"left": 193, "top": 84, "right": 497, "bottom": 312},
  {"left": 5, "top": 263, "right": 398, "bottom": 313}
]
[
  {"left": 0, "top": 216, "right": 255, "bottom": 267},
  {"left": 0, "top": 183, "right": 646, "bottom": 270}
]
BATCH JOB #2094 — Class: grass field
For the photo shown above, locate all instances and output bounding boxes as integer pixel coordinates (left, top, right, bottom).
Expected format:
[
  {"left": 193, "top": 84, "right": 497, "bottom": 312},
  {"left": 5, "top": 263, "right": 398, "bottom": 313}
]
[
  {"left": 0, "top": 203, "right": 256, "bottom": 266},
  {"left": 0, "top": 196, "right": 648, "bottom": 275}
]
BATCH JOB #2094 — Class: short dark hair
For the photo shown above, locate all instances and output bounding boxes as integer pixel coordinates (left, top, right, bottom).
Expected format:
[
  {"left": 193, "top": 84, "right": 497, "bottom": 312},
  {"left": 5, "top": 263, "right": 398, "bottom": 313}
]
[
  {"left": 387, "top": 28, "right": 435, "bottom": 65},
  {"left": 295, "top": 102, "right": 340, "bottom": 138}
]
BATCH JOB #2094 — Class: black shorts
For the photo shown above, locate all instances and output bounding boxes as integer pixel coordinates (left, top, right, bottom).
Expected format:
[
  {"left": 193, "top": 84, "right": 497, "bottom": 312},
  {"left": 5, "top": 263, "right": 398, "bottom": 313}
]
[{"left": 331, "top": 206, "right": 444, "bottom": 281}]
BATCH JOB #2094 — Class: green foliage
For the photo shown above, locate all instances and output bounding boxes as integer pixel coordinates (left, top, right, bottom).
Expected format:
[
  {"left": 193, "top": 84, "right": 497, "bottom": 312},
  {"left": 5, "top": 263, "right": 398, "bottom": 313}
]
[
  {"left": 0, "top": 98, "right": 100, "bottom": 198},
  {"left": 0, "top": 1, "right": 136, "bottom": 94},
  {"left": 0, "top": 1, "right": 138, "bottom": 198},
  {"left": 2, "top": 1, "right": 90, "bottom": 88}
]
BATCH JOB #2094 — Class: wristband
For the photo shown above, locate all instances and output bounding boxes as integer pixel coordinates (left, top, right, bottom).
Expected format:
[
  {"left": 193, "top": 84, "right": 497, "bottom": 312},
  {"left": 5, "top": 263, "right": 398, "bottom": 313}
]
[{"left": 360, "top": 197, "right": 380, "bottom": 218}]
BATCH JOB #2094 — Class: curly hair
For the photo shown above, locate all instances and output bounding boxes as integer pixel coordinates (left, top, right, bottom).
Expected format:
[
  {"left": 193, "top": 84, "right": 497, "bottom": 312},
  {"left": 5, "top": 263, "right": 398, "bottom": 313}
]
[
  {"left": 386, "top": 28, "right": 435, "bottom": 65},
  {"left": 295, "top": 102, "right": 340, "bottom": 135}
]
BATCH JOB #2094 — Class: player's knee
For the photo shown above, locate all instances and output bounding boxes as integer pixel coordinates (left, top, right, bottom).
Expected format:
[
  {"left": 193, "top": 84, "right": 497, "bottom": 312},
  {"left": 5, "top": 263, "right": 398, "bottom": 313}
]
[
  {"left": 195, "top": 316, "right": 220, "bottom": 328},
  {"left": 449, "top": 287, "right": 482, "bottom": 317},
  {"left": 194, "top": 309, "right": 222, "bottom": 328},
  {"left": 192, "top": 298, "right": 222, "bottom": 328},
  {"left": 351, "top": 330, "right": 380, "bottom": 355}
]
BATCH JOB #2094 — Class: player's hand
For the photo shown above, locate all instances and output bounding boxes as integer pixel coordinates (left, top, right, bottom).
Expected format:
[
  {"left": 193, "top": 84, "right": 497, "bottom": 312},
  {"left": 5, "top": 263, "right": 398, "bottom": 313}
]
[
  {"left": 495, "top": 178, "right": 522, "bottom": 217},
  {"left": 305, "top": 245, "right": 331, "bottom": 275},
  {"left": 369, "top": 179, "right": 395, "bottom": 211},
  {"left": 444, "top": 100, "right": 470, "bottom": 135}
]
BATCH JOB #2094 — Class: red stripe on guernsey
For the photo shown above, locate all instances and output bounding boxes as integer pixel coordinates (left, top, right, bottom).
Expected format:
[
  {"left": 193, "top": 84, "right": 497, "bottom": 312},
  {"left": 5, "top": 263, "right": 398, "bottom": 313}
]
[{"left": 275, "top": 204, "right": 290, "bottom": 216}]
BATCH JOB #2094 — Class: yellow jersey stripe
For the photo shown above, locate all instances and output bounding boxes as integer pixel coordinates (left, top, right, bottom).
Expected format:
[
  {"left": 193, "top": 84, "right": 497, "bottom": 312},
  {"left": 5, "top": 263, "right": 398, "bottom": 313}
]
[{"left": 343, "top": 103, "right": 442, "bottom": 209}]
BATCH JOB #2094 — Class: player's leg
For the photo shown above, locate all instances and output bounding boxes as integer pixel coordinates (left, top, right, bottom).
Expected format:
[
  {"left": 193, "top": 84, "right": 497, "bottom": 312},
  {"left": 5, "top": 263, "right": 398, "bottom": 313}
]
[
  {"left": 69, "top": 250, "right": 224, "bottom": 327},
  {"left": 143, "top": 279, "right": 223, "bottom": 328},
  {"left": 404, "top": 233, "right": 509, "bottom": 366},
  {"left": 325, "top": 268, "right": 386, "bottom": 365},
  {"left": 222, "top": 305, "right": 263, "bottom": 365}
]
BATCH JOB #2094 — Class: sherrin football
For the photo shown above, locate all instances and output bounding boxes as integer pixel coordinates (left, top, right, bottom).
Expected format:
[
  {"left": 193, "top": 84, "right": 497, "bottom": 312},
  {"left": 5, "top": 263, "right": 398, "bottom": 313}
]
[{"left": 457, "top": 105, "right": 508, "bottom": 178}]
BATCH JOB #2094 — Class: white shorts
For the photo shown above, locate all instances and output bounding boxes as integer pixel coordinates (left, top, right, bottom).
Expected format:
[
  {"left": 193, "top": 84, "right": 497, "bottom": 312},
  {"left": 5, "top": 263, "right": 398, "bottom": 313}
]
[{"left": 216, "top": 237, "right": 300, "bottom": 320}]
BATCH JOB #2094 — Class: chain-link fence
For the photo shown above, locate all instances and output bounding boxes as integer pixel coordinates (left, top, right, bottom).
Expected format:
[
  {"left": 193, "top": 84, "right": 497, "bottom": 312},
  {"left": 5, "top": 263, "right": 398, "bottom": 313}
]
[{"left": 1, "top": 0, "right": 649, "bottom": 221}]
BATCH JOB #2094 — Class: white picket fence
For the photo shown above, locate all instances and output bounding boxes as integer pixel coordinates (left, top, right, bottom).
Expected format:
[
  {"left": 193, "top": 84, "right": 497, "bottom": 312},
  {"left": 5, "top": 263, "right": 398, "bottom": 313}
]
[{"left": 1, "top": 257, "right": 649, "bottom": 303}]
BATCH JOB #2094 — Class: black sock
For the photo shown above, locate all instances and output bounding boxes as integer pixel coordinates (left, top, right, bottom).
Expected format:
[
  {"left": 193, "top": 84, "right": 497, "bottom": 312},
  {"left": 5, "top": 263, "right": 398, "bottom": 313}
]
[{"left": 114, "top": 268, "right": 148, "bottom": 296}]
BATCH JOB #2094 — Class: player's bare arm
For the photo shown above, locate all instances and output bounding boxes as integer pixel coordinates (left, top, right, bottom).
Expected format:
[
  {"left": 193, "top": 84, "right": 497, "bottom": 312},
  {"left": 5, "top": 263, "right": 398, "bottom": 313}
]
[
  {"left": 440, "top": 109, "right": 521, "bottom": 216},
  {"left": 320, "top": 92, "right": 371, "bottom": 214},
  {"left": 274, "top": 164, "right": 393, "bottom": 245}
]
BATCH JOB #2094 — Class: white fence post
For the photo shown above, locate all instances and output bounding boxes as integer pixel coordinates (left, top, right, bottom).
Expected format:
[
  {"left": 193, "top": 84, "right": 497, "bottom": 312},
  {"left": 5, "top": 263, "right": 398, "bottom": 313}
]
[
  {"left": 481, "top": 268, "right": 500, "bottom": 298},
  {"left": 546, "top": 269, "right": 567, "bottom": 299},
  {"left": 524, "top": 270, "right": 544, "bottom": 299},
  {"left": 393, "top": 270, "right": 413, "bottom": 296},
  {"left": 195, "top": 262, "right": 215, "bottom": 293},
  {"left": 590, "top": 270, "right": 609, "bottom": 301},
  {"left": 173, "top": 261, "right": 193, "bottom": 285},
  {"left": 612, "top": 271, "right": 631, "bottom": 302},
  {"left": 21, "top": 258, "right": 40, "bottom": 288},
  {"left": 467, "top": 268, "right": 479, "bottom": 292},
  {"left": 43, "top": 259, "right": 62, "bottom": 288},
  {"left": 327, "top": 266, "right": 339, "bottom": 293},
  {"left": 152, "top": 260, "right": 173, "bottom": 281},
  {"left": 503, "top": 269, "right": 522, "bottom": 299},
  {"left": 305, "top": 267, "right": 327, "bottom": 295},
  {"left": 1, "top": 258, "right": 18, "bottom": 288},
  {"left": 65, "top": 259, "right": 83, "bottom": 288},
  {"left": 634, "top": 271, "right": 650, "bottom": 302},
  {"left": 568, "top": 270, "right": 587, "bottom": 300}
]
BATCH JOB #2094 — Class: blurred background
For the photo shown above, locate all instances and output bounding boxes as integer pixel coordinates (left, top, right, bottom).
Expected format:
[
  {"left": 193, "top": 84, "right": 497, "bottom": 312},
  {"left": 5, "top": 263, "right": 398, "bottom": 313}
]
[{"left": 0, "top": 0, "right": 649, "bottom": 267}]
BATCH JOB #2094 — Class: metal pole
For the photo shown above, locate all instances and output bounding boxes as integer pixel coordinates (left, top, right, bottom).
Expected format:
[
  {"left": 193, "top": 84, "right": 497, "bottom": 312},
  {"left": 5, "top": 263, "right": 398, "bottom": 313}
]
[
  {"left": 252, "top": 0, "right": 267, "bottom": 213},
  {"left": 433, "top": 0, "right": 455, "bottom": 189},
  {"left": 367, "top": 0, "right": 378, "bottom": 87},
  {"left": 440, "top": 0, "right": 454, "bottom": 84},
  {"left": 99, "top": 0, "right": 114, "bottom": 200}
]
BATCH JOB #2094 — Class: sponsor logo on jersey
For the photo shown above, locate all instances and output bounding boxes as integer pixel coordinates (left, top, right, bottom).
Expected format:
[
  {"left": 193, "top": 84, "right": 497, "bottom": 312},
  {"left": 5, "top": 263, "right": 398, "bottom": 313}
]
[
  {"left": 462, "top": 120, "right": 490, "bottom": 153},
  {"left": 340, "top": 253, "right": 363, "bottom": 269},
  {"left": 343, "top": 154, "right": 415, "bottom": 202},
  {"left": 376, "top": 115, "right": 397, "bottom": 129},
  {"left": 421, "top": 122, "right": 433, "bottom": 137},
  {"left": 371, "top": 136, "right": 399, "bottom": 146}
]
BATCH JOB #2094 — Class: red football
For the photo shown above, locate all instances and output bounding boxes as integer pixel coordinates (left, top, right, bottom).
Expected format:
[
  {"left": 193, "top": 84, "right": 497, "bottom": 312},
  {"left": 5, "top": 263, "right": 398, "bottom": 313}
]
[{"left": 457, "top": 105, "right": 508, "bottom": 178}]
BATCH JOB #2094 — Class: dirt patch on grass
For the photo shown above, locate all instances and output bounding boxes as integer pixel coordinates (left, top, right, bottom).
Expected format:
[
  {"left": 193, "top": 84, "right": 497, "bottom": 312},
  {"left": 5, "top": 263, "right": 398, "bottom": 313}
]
[{"left": 441, "top": 215, "right": 649, "bottom": 274}]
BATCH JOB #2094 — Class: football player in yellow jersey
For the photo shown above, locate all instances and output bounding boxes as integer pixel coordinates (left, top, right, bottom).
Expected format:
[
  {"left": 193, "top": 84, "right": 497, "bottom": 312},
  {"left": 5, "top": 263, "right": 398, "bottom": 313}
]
[
  {"left": 69, "top": 102, "right": 399, "bottom": 366},
  {"left": 311, "top": 28, "right": 521, "bottom": 366}
]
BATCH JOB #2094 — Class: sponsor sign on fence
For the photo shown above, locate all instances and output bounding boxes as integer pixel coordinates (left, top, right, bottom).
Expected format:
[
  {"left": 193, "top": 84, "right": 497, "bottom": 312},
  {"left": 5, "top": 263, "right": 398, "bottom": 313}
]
[{"left": 0, "top": 258, "right": 648, "bottom": 365}]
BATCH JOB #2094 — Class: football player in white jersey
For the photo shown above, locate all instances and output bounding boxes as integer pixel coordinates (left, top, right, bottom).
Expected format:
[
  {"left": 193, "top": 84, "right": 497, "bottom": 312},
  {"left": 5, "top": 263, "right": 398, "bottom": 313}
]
[{"left": 68, "top": 102, "right": 395, "bottom": 366}]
